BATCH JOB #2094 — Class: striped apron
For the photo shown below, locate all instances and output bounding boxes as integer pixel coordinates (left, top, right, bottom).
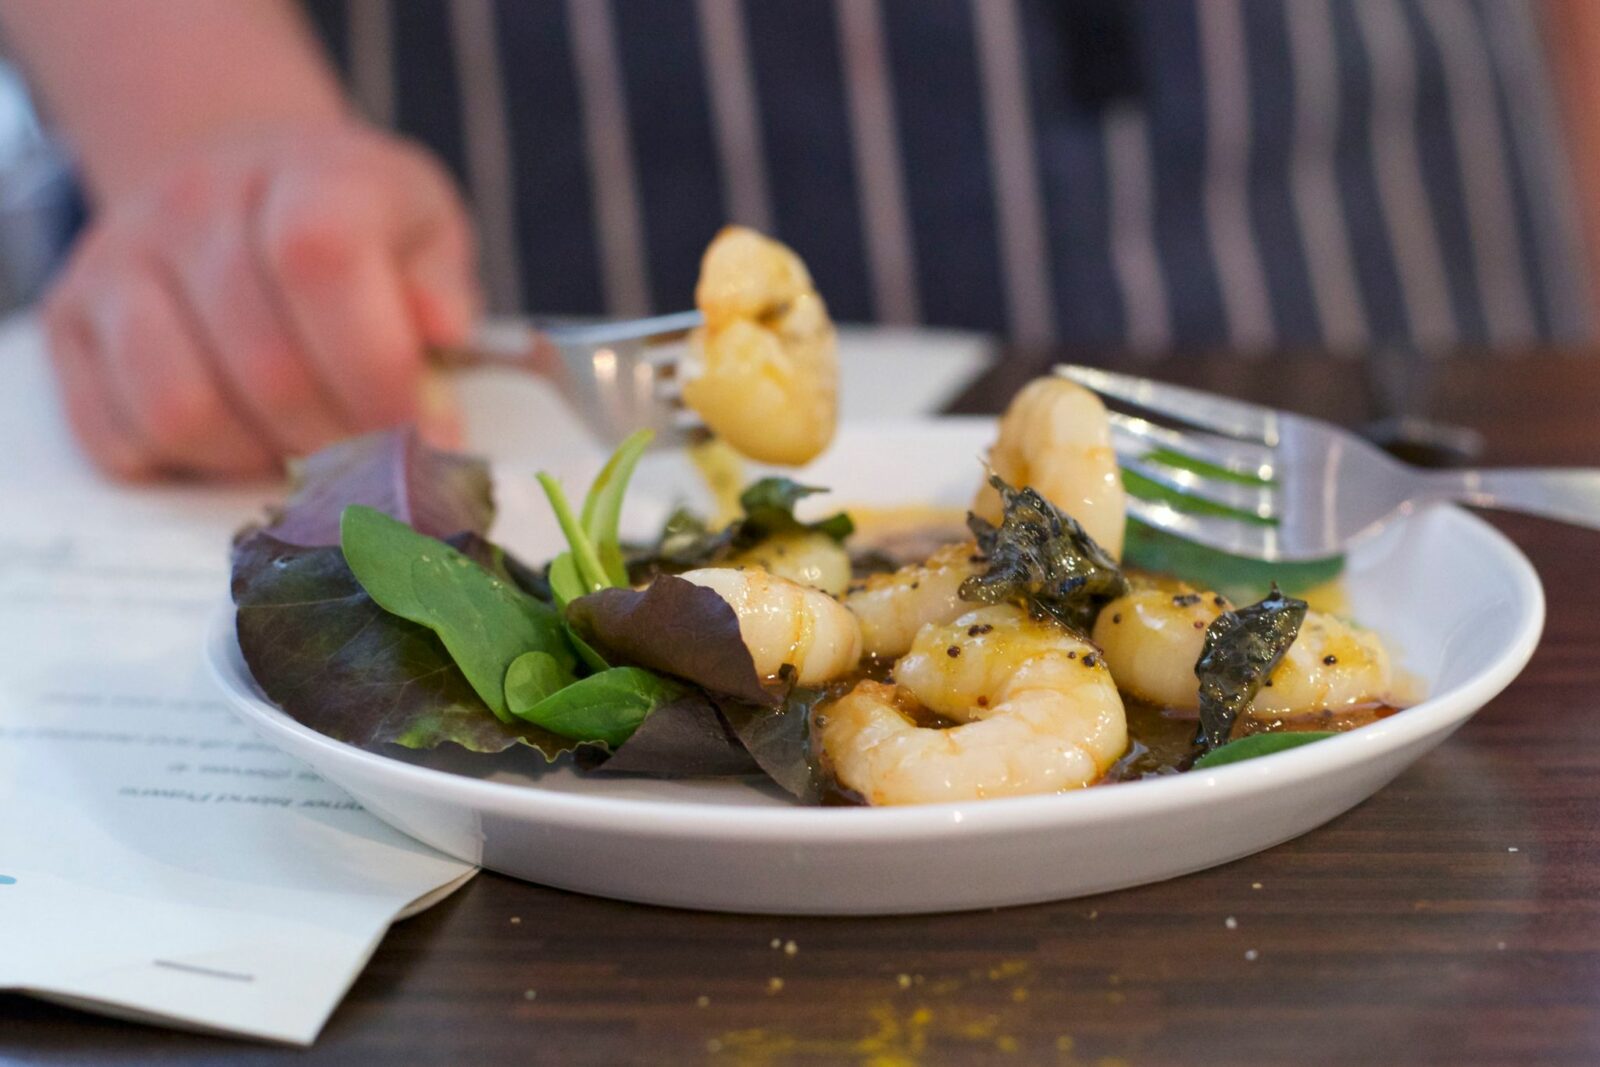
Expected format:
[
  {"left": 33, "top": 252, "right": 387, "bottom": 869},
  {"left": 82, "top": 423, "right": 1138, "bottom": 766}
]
[{"left": 302, "top": 0, "right": 1593, "bottom": 351}]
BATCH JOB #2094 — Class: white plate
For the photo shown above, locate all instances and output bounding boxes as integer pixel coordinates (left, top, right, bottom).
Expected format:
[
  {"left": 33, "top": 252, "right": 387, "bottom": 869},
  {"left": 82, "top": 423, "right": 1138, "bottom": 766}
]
[{"left": 207, "top": 420, "right": 1544, "bottom": 915}]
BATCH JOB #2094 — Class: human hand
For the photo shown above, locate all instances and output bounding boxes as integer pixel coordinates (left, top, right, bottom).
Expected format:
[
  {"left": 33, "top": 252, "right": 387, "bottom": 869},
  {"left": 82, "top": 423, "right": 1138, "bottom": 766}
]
[{"left": 42, "top": 122, "right": 480, "bottom": 479}]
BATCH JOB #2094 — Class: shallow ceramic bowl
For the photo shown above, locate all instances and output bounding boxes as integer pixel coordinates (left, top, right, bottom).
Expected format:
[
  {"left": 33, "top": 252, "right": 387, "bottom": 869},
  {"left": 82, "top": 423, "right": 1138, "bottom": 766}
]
[{"left": 207, "top": 420, "right": 1544, "bottom": 914}]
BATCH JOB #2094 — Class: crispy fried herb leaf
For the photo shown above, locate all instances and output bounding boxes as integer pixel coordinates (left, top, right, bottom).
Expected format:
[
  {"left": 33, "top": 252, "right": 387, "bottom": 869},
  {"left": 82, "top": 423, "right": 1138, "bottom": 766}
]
[
  {"left": 1194, "top": 583, "right": 1309, "bottom": 750},
  {"left": 626, "top": 477, "right": 853, "bottom": 580},
  {"left": 959, "top": 474, "right": 1129, "bottom": 633},
  {"left": 340, "top": 505, "right": 576, "bottom": 722},
  {"left": 259, "top": 428, "right": 493, "bottom": 547},
  {"left": 566, "top": 575, "right": 778, "bottom": 706},
  {"left": 231, "top": 531, "right": 574, "bottom": 757},
  {"left": 1192, "top": 731, "right": 1336, "bottom": 768}
]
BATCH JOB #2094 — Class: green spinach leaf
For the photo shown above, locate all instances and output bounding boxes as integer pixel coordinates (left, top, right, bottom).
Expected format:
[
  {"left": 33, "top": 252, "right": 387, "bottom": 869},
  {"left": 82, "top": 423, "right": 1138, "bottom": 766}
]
[
  {"left": 627, "top": 477, "right": 853, "bottom": 580},
  {"left": 510, "top": 666, "right": 686, "bottom": 748},
  {"left": 340, "top": 504, "right": 576, "bottom": 721},
  {"left": 1194, "top": 583, "right": 1308, "bottom": 750},
  {"left": 580, "top": 429, "right": 653, "bottom": 586},
  {"left": 1192, "top": 731, "right": 1336, "bottom": 768}
]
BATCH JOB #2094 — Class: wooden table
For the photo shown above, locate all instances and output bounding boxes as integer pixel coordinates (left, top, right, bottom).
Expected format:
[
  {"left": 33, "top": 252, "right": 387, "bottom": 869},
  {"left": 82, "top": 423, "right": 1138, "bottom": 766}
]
[{"left": 6, "top": 353, "right": 1600, "bottom": 1066}]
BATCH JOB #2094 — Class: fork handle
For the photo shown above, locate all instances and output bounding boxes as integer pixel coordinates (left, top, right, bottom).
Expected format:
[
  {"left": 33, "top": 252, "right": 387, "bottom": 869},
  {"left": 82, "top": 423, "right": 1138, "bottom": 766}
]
[{"left": 1419, "top": 468, "right": 1600, "bottom": 530}]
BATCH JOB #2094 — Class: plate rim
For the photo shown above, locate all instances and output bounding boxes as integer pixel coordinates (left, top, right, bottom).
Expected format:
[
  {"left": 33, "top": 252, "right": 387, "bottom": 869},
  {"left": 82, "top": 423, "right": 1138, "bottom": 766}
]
[{"left": 209, "top": 500, "right": 1544, "bottom": 842}]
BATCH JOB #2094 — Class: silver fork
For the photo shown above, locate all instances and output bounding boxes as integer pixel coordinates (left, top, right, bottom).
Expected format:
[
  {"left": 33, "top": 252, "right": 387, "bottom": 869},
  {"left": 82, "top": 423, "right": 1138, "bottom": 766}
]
[
  {"left": 1058, "top": 364, "right": 1600, "bottom": 561},
  {"left": 434, "top": 310, "right": 706, "bottom": 447}
]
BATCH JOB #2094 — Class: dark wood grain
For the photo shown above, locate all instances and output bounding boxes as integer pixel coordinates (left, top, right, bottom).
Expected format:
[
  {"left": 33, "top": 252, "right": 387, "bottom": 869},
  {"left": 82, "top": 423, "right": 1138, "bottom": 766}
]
[{"left": 7, "top": 353, "right": 1600, "bottom": 1066}]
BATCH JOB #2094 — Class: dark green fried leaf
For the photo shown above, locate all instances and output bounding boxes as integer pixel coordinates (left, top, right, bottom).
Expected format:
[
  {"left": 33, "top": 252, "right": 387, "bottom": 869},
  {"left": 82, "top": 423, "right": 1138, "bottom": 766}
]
[
  {"left": 1194, "top": 583, "right": 1309, "bottom": 750},
  {"left": 958, "top": 474, "right": 1129, "bottom": 633}
]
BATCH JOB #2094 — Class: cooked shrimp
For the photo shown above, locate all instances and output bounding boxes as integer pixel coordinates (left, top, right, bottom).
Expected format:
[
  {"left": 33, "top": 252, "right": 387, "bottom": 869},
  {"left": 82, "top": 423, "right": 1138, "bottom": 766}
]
[
  {"left": 727, "top": 531, "right": 852, "bottom": 596},
  {"left": 817, "top": 605, "right": 1127, "bottom": 804},
  {"left": 973, "top": 377, "right": 1126, "bottom": 559},
  {"left": 682, "top": 227, "right": 837, "bottom": 466},
  {"left": 843, "top": 542, "right": 978, "bottom": 658},
  {"left": 679, "top": 566, "right": 861, "bottom": 684},
  {"left": 1092, "top": 587, "right": 1393, "bottom": 718}
]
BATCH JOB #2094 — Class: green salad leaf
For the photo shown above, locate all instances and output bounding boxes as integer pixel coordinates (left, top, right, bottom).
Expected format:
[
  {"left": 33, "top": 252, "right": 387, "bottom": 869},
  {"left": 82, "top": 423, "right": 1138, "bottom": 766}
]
[
  {"left": 340, "top": 504, "right": 576, "bottom": 722},
  {"left": 1192, "top": 731, "right": 1337, "bottom": 768},
  {"left": 510, "top": 666, "right": 688, "bottom": 749},
  {"left": 1194, "top": 583, "right": 1308, "bottom": 750},
  {"left": 1122, "top": 520, "right": 1343, "bottom": 605},
  {"left": 538, "top": 429, "right": 655, "bottom": 603},
  {"left": 959, "top": 474, "right": 1129, "bottom": 634},
  {"left": 232, "top": 532, "right": 575, "bottom": 757}
]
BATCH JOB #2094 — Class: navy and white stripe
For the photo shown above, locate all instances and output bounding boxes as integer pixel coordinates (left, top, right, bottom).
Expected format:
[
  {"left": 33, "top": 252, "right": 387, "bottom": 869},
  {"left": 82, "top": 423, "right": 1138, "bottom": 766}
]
[{"left": 300, "top": 0, "right": 1592, "bottom": 351}]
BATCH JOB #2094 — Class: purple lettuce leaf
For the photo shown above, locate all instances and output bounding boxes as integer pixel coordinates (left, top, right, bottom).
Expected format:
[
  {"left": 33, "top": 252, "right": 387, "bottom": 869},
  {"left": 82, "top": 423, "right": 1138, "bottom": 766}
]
[
  {"left": 257, "top": 428, "right": 493, "bottom": 548},
  {"left": 716, "top": 688, "right": 825, "bottom": 802},
  {"left": 576, "top": 693, "right": 760, "bottom": 777},
  {"left": 565, "top": 575, "right": 779, "bottom": 707}
]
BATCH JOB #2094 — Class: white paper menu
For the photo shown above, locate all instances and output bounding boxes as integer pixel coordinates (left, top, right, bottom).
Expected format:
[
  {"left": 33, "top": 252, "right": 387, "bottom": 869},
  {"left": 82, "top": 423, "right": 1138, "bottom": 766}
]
[
  {"left": 0, "top": 321, "right": 478, "bottom": 1044},
  {"left": 0, "top": 485, "right": 476, "bottom": 1044}
]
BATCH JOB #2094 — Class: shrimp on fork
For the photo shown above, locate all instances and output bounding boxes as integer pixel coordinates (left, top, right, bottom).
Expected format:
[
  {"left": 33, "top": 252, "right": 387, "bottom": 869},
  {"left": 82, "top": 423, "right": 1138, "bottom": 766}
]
[{"left": 681, "top": 227, "right": 838, "bottom": 466}]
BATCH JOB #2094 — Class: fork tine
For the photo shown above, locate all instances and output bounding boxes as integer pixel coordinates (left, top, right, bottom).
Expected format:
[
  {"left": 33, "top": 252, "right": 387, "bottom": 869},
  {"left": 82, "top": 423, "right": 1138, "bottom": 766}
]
[
  {"left": 1109, "top": 412, "right": 1277, "bottom": 480},
  {"left": 1124, "top": 496, "right": 1286, "bottom": 560},
  {"left": 543, "top": 309, "right": 705, "bottom": 347},
  {"left": 1118, "top": 452, "right": 1280, "bottom": 519},
  {"left": 1057, "top": 364, "right": 1281, "bottom": 445}
]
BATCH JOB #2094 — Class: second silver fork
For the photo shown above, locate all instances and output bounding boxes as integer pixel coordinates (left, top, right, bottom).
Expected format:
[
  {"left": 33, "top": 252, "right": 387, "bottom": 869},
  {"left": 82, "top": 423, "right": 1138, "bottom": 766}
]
[{"left": 1059, "top": 364, "right": 1600, "bottom": 561}]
